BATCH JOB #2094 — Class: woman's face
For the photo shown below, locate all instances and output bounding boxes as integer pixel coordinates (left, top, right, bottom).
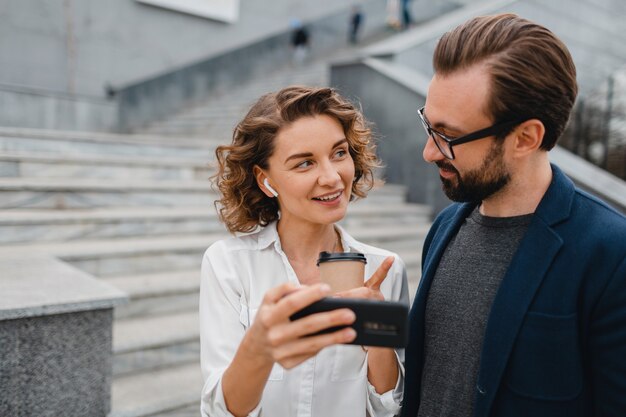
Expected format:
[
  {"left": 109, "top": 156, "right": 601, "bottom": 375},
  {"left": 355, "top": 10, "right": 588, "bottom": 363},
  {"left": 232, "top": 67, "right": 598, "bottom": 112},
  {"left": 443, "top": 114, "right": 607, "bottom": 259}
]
[{"left": 263, "top": 114, "right": 356, "bottom": 227}]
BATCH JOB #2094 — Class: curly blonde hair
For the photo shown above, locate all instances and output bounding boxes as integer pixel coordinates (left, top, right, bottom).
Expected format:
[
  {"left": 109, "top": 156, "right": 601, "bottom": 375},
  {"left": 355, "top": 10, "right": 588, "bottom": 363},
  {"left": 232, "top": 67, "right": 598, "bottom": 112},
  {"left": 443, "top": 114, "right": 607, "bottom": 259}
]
[{"left": 212, "top": 86, "right": 380, "bottom": 233}]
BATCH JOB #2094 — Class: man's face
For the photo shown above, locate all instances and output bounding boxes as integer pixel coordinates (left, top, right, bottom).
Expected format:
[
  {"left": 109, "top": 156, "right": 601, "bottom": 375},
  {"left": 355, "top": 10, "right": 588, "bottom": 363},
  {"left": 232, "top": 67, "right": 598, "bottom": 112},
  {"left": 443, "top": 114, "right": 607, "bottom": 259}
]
[{"left": 422, "top": 64, "right": 512, "bottom": 203}]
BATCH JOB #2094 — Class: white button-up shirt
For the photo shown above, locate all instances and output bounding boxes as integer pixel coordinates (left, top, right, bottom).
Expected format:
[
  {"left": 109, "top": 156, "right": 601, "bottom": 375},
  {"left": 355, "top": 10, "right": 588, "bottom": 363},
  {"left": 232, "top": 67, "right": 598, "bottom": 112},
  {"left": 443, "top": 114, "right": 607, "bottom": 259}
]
[{"left": 200, "top": 222, "right": 409, "bottom": 417}]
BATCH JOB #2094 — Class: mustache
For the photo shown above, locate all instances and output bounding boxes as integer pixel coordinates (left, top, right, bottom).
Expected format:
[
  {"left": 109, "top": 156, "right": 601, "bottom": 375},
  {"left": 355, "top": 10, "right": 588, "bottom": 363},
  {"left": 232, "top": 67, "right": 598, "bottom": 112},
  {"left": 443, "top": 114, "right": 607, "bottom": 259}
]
[{"left": 436, "top": 161, "right": 459, "bottom": 175}]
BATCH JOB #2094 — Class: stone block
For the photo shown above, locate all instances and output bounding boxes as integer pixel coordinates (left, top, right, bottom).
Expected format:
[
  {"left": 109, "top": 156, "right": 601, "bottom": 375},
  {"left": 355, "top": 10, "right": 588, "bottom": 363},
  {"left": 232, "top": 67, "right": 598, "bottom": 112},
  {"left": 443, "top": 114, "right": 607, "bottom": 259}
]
[
  {"left": 0, "top": 309, "right": 114, "bottom": 417},
  {"left": 0, "top": 254, "right": 127, "bottom": 417}
]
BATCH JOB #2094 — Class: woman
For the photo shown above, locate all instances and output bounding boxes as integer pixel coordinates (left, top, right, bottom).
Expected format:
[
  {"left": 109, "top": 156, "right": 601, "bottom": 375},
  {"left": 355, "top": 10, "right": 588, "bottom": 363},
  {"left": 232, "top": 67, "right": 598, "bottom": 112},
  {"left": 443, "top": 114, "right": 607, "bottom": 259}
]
[{"left": 200, "top": 86, "right": 408, "bottom": 417}]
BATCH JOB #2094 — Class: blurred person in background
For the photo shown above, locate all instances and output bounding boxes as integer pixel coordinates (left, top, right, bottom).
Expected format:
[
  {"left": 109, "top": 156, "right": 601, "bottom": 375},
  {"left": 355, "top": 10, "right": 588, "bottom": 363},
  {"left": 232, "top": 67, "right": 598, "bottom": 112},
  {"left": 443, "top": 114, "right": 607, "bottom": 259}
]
[
  {"left": 349, "top": 5, "right": 364, "bottom": 44},
  {"left": 290, "top": 19, "right": 310, "bottom": 65},
  {"left": 401, "top": 0, "right": 413, "bottom": 30},
  {"left": 386, "top": 0, "right": 402, "bottom": 30}
]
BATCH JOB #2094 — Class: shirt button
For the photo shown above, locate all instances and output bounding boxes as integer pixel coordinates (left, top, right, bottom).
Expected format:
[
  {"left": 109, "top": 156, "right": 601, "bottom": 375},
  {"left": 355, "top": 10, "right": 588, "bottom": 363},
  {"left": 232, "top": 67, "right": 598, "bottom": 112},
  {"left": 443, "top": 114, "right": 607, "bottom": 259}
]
[{"left": 477, "top": 385, "right": 486, "bottom": 395}]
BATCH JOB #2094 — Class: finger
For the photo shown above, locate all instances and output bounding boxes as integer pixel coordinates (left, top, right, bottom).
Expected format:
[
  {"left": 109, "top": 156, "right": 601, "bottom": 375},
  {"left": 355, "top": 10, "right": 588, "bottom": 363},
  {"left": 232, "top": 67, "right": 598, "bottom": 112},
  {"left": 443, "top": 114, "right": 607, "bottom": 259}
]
[
  {"left": 272, "top": 283, "right": 331, "bottom": 319},
  {"left": 336, "top": 287, "right": 384, "bottom": 301},
  {"left": 273, "top": 327, "right": 357, "bottom": 362},
  {"left": 262, "top": 282, "right": 302, "bottom": 305},
  {"left": 268, "top": 308, "right": 356, "bottom": 346},
  {"left": 334, "top": 287, "right": 371, "bottom": 299},
  {"left": 365, "top": 256, "right": 394, "bottom": 290}
]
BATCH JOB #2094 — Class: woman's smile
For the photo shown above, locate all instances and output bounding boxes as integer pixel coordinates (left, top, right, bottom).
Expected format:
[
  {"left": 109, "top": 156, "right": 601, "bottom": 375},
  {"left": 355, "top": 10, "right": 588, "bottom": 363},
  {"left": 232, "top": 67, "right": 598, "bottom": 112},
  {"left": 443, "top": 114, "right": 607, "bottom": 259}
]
[{"left": 312, "top": 189, "right": 344, "bottom": 206}]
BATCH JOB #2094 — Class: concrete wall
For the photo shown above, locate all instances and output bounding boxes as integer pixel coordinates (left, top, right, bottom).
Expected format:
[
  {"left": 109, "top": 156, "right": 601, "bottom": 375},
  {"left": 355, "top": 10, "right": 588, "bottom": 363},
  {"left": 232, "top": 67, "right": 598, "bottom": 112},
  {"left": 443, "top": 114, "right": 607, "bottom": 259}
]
[
  {"left": 331, "top": 59, "right": 451, "bottom": 215},
  {"left": 0, "top": 85, "right": 117, "bottom": 131},
  {"left": 0, "top": 0, "right": 369, "bottom": 98},
  {"left": 0, "top": 0, "right": 391, "bottom": 132}
]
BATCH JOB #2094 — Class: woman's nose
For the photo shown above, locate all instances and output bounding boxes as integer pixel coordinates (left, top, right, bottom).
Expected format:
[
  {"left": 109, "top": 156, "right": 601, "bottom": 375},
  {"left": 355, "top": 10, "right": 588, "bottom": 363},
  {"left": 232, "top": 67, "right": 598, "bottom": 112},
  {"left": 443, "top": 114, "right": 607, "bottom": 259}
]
[{"left": 317, "top": 161, "right": 341, "bottom": 186}]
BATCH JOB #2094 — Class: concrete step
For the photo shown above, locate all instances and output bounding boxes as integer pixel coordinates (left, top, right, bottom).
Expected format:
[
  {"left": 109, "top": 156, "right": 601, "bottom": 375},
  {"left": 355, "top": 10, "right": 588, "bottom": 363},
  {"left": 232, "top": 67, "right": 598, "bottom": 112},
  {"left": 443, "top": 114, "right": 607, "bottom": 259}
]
[
  {"left": 0, "top": 151, "right": 210, "bottom": 180},
  {"left": 0, "top": 202, "right": 429, "bottom": 244},
  {"left": 0, "top": 177, "right": 409, "bottom": 209},
  {"left": 16, "top": 233, "right": 225, "bottom": 277},
  {"left": 0, "top": 177, "right": 216, "bottom": 209},
  {"left": 109, "top": 362, "right": 201, "bottom": 417},
  {"left": 0, "top": 127, "right": 218, "bottom": 159},
  {"left": 113, "top": 311, "right": 199, "bottom": 376},
  {"left": 0, "top": 232, "right": 223, "bottom": 277},
  {"left": 0, "top": 207, "right": 222, "bottom": 244},
  {"left": 106, "top": 269, "right": 200, "bottom": 319},
  {"left": 114, "top": 311, "right": 199, "bottom": 355}
]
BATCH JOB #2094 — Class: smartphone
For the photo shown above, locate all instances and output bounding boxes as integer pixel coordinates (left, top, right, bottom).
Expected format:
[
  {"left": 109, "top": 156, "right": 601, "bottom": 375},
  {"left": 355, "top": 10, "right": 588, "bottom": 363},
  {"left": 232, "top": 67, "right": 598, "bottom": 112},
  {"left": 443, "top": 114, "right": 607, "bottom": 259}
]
[{"left": 289, "top": 297, "right": 409, "bottom": 348}]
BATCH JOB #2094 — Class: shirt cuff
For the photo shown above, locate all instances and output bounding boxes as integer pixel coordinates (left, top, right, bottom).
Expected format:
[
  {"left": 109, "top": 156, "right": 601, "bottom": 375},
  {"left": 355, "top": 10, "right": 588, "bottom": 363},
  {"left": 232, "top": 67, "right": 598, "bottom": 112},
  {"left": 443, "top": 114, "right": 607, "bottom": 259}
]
[{"left": 365, "top": 350, "right": 404, "bottom": 415}]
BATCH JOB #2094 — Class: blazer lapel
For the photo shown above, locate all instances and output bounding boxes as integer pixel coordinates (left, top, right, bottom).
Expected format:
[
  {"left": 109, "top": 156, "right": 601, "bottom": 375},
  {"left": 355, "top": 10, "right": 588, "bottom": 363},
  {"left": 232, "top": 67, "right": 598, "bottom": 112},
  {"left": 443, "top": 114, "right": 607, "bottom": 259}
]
[
  {"left": 473, "top": 220, "right": 562, "bottom": 417},
  {"left": 473, "top": 164, "right": 574, "bottom": 417}
]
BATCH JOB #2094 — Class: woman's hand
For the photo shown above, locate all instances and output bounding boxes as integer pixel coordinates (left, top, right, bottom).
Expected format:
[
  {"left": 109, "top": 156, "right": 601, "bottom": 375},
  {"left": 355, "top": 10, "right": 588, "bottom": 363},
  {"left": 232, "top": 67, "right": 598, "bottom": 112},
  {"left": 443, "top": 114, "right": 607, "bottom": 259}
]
[
  {"left": 242, "top": 282, "right": 358, "bottom": 370},
  {"left": 333, "top": 256, "right": 400, "bottom": 394},
  {"left": 224, "top": 282, "right": 355, "bottom": 417},
  {"left": 334, "top": 256, "right": 395, "bottom": 301}
]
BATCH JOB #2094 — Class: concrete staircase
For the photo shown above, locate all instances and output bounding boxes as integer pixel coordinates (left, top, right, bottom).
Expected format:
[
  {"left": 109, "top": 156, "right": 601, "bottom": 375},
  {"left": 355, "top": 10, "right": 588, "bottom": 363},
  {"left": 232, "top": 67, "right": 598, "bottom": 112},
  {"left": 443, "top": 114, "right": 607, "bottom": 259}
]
[
  {"left": 141, "top": 62, "right": 330, "bottom": 140},
  {"left": 0, "top": 59, "right": 431, "bottom": 417}
]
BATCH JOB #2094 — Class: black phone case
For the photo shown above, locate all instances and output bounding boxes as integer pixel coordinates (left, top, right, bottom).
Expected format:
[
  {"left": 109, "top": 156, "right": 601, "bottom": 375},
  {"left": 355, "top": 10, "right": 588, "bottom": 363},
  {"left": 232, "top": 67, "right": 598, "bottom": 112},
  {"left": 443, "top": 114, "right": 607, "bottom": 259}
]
[{"left": 290, "top": 297, "right": 409, "bottom": 348}]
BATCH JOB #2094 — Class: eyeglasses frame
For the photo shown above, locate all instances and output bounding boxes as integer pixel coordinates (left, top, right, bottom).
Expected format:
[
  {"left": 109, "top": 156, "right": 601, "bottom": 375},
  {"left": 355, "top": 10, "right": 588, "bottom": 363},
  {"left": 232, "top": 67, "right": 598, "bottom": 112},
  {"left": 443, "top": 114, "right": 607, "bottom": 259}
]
[{"left": 417, "top": 106, "right": 526, "bottom": 160}]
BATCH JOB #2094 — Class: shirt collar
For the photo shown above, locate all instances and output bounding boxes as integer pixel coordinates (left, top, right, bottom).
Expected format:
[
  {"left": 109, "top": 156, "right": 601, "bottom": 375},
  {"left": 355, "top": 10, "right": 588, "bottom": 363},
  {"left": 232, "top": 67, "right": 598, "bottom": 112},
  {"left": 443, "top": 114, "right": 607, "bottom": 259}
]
[{"left": 256, "top": 221, "right": 280, "bottom": 250}]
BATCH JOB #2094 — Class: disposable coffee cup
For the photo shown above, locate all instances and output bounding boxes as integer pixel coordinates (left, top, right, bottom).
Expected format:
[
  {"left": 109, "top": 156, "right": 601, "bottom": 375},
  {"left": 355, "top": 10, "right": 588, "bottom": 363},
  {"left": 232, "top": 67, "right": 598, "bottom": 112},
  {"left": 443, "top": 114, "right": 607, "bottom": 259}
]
[{"left": 317, "top": 251, "right": 367, "bottom": 293}]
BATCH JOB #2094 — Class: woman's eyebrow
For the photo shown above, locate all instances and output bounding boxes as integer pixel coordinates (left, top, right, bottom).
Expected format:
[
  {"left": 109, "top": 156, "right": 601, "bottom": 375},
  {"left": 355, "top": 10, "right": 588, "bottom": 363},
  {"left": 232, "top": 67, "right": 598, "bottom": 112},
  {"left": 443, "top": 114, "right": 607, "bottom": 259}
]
[
  {"left": 284, "top": 151, "right": 313, "bottom": 164},
  {"left": 332, "top": 138, "right": 348, "bottom": 148},
  {"left": 283, "top": 138, "right": 348, "bottom": 164}
]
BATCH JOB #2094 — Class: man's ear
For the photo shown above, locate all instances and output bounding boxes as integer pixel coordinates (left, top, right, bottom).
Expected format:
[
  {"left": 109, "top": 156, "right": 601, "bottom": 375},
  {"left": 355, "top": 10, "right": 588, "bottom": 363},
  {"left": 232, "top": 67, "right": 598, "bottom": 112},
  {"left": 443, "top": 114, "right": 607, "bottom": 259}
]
[
  {"left": 512, "top": 119, "right": 545, "bottom": 157},
  {"left": 253, "top": 165, "right": 275, "bottom": 198}
]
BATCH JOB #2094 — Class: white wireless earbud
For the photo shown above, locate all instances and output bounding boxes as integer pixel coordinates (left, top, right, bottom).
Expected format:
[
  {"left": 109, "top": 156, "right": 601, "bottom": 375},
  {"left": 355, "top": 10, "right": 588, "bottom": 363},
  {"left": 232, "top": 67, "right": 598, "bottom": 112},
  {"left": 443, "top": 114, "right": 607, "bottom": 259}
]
[{"left": 263, "top": 178, "right": 279, "bottom": 197}]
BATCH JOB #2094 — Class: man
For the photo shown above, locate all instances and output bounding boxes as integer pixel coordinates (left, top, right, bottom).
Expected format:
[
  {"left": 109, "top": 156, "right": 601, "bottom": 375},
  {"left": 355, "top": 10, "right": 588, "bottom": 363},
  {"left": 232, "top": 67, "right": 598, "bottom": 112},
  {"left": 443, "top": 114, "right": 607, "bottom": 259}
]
[
  {"left": 401, "top": 0, "right": 413, "bottom": 30},
  {"left": 349, "top": 5, "right": 364, "bottom": 45},
  {"left": 402, "top": 13, "right": 626, "bottom": 417},
  {"left": 290, "top": 19, "right": 310, "bottom": 65}
]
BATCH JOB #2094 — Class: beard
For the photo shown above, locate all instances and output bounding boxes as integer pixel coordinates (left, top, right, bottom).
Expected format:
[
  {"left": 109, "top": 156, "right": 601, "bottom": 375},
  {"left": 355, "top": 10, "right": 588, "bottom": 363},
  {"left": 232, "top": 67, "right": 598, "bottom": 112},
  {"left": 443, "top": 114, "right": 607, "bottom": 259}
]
[{"left": 437, "top": 140, "right": 511, "bottom": 203}]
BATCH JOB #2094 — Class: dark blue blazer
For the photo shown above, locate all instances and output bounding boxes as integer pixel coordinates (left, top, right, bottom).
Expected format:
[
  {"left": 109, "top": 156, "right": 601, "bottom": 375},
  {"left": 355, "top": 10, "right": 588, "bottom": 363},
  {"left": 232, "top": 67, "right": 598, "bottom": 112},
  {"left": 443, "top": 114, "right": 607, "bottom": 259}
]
[{"left": 402, "top": 165, "right": 626, "bottom": 417}]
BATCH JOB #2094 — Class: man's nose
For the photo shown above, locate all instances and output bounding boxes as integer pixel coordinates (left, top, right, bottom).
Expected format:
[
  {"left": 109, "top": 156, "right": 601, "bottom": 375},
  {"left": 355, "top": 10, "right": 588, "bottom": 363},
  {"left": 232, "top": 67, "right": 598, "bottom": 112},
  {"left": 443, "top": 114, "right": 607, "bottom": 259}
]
[{"left": 423, "top": 136, "right": 445, "bottom": 163}]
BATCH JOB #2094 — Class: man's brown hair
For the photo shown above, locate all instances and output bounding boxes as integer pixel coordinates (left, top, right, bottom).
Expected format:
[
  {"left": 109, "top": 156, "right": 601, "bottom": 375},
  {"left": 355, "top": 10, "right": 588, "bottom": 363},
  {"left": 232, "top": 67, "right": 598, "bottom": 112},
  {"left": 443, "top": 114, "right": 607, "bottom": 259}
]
[{"left": 433, "top": 13, "right": 578, "bottom": 150}]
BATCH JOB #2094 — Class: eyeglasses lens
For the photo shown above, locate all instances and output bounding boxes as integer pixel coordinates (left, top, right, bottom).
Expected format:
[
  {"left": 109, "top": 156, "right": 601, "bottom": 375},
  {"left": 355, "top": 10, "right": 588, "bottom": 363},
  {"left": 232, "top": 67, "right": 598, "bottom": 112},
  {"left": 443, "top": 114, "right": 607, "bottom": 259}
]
[{"left": 432, "top": 133, "right": 453, "bottom": 159}]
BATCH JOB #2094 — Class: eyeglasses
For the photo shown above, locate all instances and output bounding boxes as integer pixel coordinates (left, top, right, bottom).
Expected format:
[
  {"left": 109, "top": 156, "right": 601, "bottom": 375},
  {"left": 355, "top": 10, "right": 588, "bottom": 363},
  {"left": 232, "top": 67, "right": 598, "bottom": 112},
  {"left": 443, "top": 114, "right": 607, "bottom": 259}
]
[{"left": 417, "top": 106, "right": 525, "bottom": 160}]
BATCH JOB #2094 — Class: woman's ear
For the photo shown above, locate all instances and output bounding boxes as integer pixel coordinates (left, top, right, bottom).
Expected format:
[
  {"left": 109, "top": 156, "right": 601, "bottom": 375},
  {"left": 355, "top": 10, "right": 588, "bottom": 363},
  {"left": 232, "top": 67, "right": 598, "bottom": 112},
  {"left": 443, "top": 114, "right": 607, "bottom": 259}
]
[
  {"left": 512, "top": 119, "right": 546, "bottom": 157},
  {"left": 253, "top": 166, "right": 278, "bottom": 198}
]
